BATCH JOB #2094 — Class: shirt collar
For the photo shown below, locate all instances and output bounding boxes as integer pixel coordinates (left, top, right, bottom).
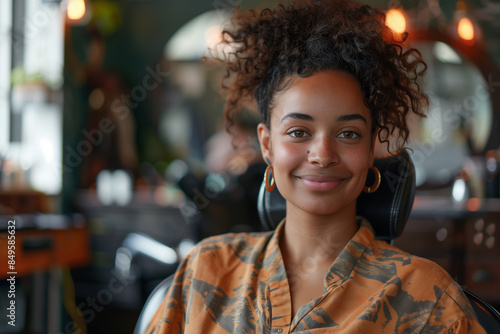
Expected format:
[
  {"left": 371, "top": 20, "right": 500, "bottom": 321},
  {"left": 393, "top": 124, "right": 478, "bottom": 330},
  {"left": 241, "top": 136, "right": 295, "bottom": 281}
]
[
  {"left": 324, "top": 217, "right": 375, "bottom": 288},
  {"left": 267, "top": 218, "right": 376, "bottom": 289},
  {"left": 262, "top": 219, "right": 288, "bottom": 282}
]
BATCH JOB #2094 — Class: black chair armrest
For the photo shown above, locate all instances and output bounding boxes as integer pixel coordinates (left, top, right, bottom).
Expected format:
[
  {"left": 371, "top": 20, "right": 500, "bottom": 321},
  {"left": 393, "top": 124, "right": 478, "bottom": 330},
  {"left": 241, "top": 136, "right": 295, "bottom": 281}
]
[
  {"left": 133, "top": 275, "right": 174, "bottom": 334},
  {"left": 464, "top": 289, "right": 500, "bottom": 333}
]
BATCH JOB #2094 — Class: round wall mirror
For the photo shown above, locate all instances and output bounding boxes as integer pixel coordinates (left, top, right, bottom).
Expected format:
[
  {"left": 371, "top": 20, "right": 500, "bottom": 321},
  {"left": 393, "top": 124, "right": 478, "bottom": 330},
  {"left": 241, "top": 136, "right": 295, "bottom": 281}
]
[{"left": 408, "top": 41, "right": 494, "bottom": 187}]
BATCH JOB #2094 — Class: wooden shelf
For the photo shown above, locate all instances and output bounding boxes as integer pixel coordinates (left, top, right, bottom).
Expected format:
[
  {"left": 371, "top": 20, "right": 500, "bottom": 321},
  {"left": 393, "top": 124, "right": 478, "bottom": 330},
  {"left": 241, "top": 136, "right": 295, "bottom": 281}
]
[{"left": 0, "top": 225, "right": 90, "bottom": 278}]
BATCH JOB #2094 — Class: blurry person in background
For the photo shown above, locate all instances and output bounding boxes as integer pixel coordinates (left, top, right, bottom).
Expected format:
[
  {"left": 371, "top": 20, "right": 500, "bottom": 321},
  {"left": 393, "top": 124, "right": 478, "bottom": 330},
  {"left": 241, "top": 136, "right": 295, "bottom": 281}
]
[
  {"left": 202, "top": 111, "right": 266, "bottom": 235},
  {"left": 65, "top": 23, "right": 138, "bottom": 188},
  {"left": 171, "top": 110, "right": 265, "bottom": 238}
]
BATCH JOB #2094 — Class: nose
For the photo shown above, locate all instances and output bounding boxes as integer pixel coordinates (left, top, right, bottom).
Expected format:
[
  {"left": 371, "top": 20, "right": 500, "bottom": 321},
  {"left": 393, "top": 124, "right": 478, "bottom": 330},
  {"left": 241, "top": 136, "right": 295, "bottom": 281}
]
[{"left": 307, "top": 135, "right": 339, "bottom": 167}]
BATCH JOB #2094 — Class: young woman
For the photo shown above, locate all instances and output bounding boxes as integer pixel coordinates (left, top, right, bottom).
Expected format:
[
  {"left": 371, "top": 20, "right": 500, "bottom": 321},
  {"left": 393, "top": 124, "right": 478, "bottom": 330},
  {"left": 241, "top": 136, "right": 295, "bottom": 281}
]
[{"left": 144, "top": 1, "right": 485, "bottom": 332}]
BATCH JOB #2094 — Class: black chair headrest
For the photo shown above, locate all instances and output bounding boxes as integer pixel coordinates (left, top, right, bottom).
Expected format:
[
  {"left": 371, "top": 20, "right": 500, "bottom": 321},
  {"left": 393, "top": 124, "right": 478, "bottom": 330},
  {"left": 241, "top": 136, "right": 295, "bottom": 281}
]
[{"left": 257, "top": 149, "right": 416, "bottom": 241}]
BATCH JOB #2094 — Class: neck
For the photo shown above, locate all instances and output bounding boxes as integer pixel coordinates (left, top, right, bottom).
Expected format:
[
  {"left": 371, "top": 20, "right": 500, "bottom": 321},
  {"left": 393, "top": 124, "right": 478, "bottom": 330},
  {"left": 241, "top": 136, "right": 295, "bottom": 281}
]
[{"left": 280, "top": 203, "right": 358, "bottom": 268}]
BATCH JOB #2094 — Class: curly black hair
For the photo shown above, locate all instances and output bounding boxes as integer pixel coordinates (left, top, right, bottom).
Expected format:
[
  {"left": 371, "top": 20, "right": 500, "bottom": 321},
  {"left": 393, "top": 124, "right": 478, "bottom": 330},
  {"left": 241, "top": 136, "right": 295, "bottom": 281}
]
[{"left": 212, "top": 0, "right": 428, "bottom": 149}]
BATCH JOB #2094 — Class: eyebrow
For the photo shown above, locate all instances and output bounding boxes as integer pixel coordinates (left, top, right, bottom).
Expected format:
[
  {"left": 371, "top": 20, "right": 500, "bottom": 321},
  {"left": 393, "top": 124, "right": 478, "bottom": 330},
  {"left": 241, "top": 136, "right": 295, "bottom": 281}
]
[
  {"left": 280, "top": 112, "right": 314, "bottom": 124},
  {"left": 280, "top": 112, "right": 367, "bottom": 124},
  {"left": 337, "top": 113, "right": 367, "bottom": 124}
]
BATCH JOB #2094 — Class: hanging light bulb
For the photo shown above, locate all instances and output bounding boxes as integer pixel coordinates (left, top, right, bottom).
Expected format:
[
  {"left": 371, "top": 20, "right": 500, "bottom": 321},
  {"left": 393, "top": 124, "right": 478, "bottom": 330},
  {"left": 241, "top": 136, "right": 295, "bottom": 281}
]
[
  {"left": 457, "top": 17, "right": 474, "bottom": 41},
  {"left": 64, "top": 0, "right": 92, "bottom": 25},
  {"left": 454, "top": 1, "right": 477, "bottom": 43},
  {"left": 67, "top": 0, "right": 86, "bottom": 20},
  {"left": 386, "top": 9, "right": 407, "bottom": 34}
]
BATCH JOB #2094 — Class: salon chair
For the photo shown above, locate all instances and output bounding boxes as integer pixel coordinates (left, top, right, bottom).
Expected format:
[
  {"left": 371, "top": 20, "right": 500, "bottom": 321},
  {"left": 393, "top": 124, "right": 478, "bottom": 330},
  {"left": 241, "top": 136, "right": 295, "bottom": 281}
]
[{"left": 134, "top": 149, "right": 500, "bottom": 334}]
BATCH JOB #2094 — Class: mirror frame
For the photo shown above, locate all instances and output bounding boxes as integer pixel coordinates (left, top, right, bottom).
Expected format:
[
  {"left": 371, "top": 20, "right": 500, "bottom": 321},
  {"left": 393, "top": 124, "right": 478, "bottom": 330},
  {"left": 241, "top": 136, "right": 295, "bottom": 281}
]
[{"left": 410, "top": 29, "right": 500, "bottom": 155}]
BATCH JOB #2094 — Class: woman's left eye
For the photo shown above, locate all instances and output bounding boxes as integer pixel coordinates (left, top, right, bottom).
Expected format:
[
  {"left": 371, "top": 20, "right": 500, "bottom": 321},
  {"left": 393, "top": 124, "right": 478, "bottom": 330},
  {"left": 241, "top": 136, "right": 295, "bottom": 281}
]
[
  {"left": 338, "top": 131, "right": 359, "bottom": 139},
  {"left": 288, "top": 130, "right": 309, "bottom": 138}
]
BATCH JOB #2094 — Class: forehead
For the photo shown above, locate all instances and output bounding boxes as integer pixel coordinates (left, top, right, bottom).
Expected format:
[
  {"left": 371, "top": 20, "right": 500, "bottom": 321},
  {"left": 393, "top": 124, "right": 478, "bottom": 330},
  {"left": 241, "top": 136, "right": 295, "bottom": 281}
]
[{"left": 271, "top": 70, "right": 370, "bottom": 123}]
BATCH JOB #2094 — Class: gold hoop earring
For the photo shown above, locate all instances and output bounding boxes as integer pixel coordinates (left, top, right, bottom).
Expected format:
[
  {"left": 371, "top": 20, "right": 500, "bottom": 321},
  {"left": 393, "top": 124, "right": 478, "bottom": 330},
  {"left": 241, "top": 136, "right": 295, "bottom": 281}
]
[
  {"left": 264, "top": 165, "right": 275, "bottom": 192},
  {"left": 363, "top": 166, "right": 381, "bottom": 193}
]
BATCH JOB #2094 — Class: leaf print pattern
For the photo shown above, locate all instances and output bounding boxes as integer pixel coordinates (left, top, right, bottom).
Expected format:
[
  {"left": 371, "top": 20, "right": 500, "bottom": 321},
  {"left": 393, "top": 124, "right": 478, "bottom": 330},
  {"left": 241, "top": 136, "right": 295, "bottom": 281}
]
[{"left": 143, "top": 219, "right": 486, "bottom": 334}]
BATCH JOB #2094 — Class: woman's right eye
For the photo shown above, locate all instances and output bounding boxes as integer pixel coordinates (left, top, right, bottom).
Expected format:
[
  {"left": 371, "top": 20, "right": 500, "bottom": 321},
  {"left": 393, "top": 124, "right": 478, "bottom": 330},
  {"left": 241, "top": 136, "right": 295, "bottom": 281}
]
[{"left": 288, "top": 130, "right": 309, "bottom": 138}]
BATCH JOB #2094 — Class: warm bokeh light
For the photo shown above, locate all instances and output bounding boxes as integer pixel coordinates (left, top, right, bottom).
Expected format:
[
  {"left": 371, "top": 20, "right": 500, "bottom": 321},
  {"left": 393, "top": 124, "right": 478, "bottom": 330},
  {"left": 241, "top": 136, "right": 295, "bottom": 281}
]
[
  {"left": 466, "top": 198, "right": 480, "bottom": 212},
  {"left": 457, "top": 17, "right": 474, "bottom": 41},
  {"left": 386, "top": 9, "right": 406, "bottom": 34},
  {"left": 67, "top": 0, "right": 86, "bottom": 20}
]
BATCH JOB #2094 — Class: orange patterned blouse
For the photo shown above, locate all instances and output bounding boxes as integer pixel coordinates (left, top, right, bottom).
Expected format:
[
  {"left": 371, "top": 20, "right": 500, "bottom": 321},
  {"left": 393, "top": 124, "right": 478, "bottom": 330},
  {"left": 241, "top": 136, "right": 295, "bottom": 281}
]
[{"left": 143, "top": 219, "right": 485, "bottom": 333}]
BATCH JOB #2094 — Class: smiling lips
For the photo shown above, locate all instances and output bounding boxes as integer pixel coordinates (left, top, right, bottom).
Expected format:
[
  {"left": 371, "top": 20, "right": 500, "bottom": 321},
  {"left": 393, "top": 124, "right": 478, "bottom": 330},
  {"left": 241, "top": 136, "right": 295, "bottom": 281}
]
[{"left": 296, "top": 174, "right": 347, "bottom": 192}]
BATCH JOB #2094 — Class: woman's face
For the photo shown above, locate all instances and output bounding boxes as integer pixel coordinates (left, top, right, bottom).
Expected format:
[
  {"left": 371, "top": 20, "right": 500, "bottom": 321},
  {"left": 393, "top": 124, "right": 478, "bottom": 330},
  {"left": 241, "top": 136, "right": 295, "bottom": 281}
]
[{"left": 258, "top": 70, "right": 375, "bottom": 217}]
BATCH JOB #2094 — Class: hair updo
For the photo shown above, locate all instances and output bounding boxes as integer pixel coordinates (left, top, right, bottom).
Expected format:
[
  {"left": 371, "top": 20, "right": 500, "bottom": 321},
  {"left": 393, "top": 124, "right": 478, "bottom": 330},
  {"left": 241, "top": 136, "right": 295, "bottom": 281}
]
[{"left": 212, "top": 0, "right": 428, "bottom": 149}]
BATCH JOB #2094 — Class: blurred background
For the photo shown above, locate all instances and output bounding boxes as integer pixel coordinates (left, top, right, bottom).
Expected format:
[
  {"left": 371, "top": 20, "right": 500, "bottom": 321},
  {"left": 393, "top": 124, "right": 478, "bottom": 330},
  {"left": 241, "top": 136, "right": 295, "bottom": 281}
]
[{"left": 0, "top": 0, "right": 499, "bottom": 333}]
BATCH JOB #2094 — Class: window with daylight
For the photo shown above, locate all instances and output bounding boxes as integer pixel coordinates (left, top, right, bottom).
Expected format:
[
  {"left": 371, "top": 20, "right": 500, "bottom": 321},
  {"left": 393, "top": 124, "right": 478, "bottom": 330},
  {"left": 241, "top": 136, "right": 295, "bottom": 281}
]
[
  {"left": 0, "top": 0, "right": 12, "bottom": 151},
  {"left": 1, "top": 0, "right": 64, "bottom": 194}
]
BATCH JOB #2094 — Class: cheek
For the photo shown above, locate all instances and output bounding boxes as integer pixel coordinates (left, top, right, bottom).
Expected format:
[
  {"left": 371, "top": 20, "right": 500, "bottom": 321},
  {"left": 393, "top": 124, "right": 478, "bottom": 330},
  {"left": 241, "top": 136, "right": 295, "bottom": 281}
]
[
  {"left": 271, "top": 141, "right": 305, "bottom": 186},
  {"left": 272, "top": 141, "right": 304, "bottom": 167},
  {"left": 341, "top": 145, "right": 373, "bottom": 177},
  {"left": 350, "top": 150, "right": 372, "bottom": 168}
]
